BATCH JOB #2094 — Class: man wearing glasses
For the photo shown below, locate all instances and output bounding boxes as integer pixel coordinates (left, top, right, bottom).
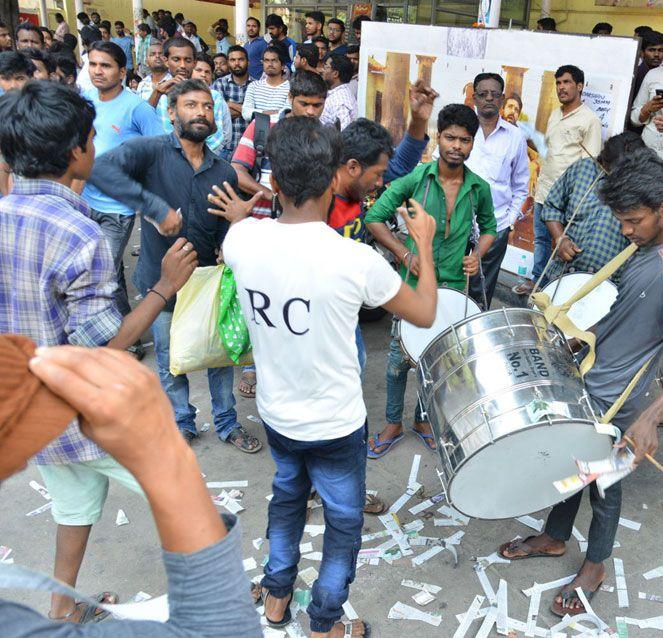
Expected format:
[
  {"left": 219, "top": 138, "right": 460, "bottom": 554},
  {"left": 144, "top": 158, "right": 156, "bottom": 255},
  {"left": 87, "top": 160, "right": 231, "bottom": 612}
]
[{"left": 326, "top": 18, "right": 347, "bottom": 56}]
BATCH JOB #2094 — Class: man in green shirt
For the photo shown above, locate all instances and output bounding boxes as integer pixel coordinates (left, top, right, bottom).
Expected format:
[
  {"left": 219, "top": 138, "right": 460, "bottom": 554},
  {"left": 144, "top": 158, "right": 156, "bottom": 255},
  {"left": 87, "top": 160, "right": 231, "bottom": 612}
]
[{"left": 365, "top": 103, "right": 496, "bottom": 458}]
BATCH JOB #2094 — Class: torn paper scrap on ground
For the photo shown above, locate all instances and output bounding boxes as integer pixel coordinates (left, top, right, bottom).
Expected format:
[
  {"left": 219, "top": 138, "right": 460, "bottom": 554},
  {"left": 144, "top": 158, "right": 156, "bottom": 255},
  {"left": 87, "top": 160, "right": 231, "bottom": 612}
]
[
  {"left": 516, "top": 515, "right": 544, "bottom": 532},
  {"left": 243, "top": 557, "right": 258, "bottom": 571},
  {"left": 643, "top": 565, "right": 663, "bottom": 580},
  {"left": 103, "top": 595, "right": 169, "bottom": 621},
  {"left": 640, "top": 592, "right": 663, "bottom": 603},
  {"left": 302, "top": 552, "right": 323, "bottom": 562},
  {"left": 304, "top": 524, "right": 325, "bottom": 537},
  {"left": 213, "top": 490, "right": 244, "bottom": 514},
  {"left": 388, "top": 601, "right": 442, "bottom": 627},
  {"left": 200, "top": 422, "right": 210, "bottom": 433},
  {"left": 437, "top": 505, "right": 470, "bottom": 525},
  {"left": 26, "top": 502, "right": 52, "bottom": 517},
  {"left": 401, "top": 579, "right": 442, "bottom": 595},
  {"left": 412, "top": 590, "right": 436, "bottom": 606},
  {"left": 453, "top": 595, "right": 485, "bottom": 638},
  {"left": 29, "top": 480, "right": 51, "bottom": 500},
  {"left": 115, "top": 509, "right": 129, "bottom": 526},
  {"left": 614, "top": 557, "right": 629, "bottom": 608},
  {"left": 0, "top": 546, "right": 13, "bottom": 564},
  {"left": 618, "top": 517, "right": 641, "bottom": 531},
  {"left": 298, "top": 566, "right": 318, "bottom": 587},
  {"left": 342, "top": 601, "right": 359, "bottom": 620},
  {"left": 408, "top": 492, "right": 446, "bottom": 515},
  {"left": 475, "top": 552, "right": 510, "bottom": 569},
  {"left": 129, "top": 591, "right": 152, "bottom": 603},
  {"left": 206, "top": 481, "right": 249, "bottom": 489},
  {"left": 253, "top": 538, "right": 264, "bottom": 550}
]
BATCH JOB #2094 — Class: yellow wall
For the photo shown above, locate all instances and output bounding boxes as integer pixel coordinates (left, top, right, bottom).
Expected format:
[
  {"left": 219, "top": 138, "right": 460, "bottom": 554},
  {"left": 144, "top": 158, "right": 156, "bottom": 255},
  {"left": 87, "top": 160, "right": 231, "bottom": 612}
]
[{"left": 529, "top": 0, "right": 663, "bottom": 37}]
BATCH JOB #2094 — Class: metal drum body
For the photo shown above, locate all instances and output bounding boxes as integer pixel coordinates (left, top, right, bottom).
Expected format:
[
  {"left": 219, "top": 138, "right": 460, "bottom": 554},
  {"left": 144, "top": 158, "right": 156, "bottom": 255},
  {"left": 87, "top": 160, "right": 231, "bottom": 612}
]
[
  {"left": 540, "top": 272, "right": 618, "bottom": 336},
  {"left": 398, "top": 288, "right": 481, "bottom": 366},
  {"left": 418, "top": 307, "right": 613, "bottom": 520}
]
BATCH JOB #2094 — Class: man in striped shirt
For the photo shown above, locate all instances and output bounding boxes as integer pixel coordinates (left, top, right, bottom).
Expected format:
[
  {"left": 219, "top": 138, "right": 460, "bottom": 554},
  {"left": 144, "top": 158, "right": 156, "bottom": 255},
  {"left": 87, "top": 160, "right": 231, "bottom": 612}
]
[{"left": 241, "top": 46, "right": 290, "bottom": 124}]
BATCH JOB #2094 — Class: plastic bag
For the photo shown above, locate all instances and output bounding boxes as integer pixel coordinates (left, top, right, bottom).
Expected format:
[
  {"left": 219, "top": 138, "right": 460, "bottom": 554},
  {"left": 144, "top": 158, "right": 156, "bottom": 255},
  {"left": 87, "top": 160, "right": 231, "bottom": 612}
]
[
  {"left": 169, "top": 265, "right": 252, "bottom": 375},
  {"left": 218, "top": 265, "right": 252, "bottom": 364}
]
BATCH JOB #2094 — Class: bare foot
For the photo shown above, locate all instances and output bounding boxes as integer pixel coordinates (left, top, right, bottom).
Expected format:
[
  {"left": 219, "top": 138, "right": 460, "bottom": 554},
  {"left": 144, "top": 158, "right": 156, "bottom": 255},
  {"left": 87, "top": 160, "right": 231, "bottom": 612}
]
[
  {"left": 311, "top": 619, "right": 369, "bottom": 638},
  {"left": 368, "top": 423, "right": 403, "bottom": 455},
  {"left": 263, "top": 589, "right": 291, "bottom": 624},
  {"left": 499, "top": 533, "right": 566, "bottom": 559},
  {"left": 552, "top": 559, "right": 605, "bottom": 615}
]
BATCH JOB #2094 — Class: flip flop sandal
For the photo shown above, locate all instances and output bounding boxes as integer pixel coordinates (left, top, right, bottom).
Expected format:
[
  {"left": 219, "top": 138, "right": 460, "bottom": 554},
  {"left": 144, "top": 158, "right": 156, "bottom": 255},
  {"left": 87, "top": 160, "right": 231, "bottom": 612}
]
[
  {"left": 79, "top": 591, "right": 119, "bottom": 623},
  {"left": 367, "top": 432, "right": 404, "bottom": 459},
  {"left": 238, "top": 371, "right": 257, "bottom": 398},
  {"left": 498, "top": 535, "right": 566, "bottom": 561},
  {"left": 550, "top": 581, "right": 603, "bottom": 618},
  {"left": 261, "top": 590, "right": 292, "bottom": 628},
  {"left": 250, "top": 582, "right": 262, "bottom": 605},
  {"left": 227, "top": 427, "right": 263, "bottom": 454},
  {"left": 410, "top": 427, "right": 436, "bottom": 451},
  {"left": 364, "top": 492, "right": 386, "bottom": 515},
  {"left": 342, "top": 619, "right": 372, "bottom": 637}
]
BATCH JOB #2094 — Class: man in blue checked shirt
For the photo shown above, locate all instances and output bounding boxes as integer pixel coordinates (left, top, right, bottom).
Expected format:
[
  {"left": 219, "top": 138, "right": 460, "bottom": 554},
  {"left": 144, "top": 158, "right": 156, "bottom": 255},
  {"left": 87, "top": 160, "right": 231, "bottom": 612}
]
[
  {"left": 148, "top": 37, "right": 231, "bottom": 155},
  {"left": 541, "top": 132, "right": 645, "bottom": 285},
  {"left": 0, "top": 81, "right": 198, "bottom": 623}
]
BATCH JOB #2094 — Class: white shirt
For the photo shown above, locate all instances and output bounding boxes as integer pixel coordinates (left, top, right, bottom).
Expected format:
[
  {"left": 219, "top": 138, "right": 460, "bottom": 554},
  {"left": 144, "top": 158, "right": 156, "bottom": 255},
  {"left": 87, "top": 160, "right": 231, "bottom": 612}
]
[
  {"left": 223, "top": 218, "right": 402, "bottom": 441},
  {"left": 76, "top": 52, "right": 94, "bottom": 93},
  {"left": 183, "top": 33, "right": 203, "bottom": 53},
  {"left": 320, "top": 83, "right": 358, "bottom": 130},
  {"left": 465, "top": 117, "right": 530, "bottom": 232},
  {"left": 631, "top": 66, "right": 663, "bottom": 158},
  {"left": 241, "top": 79, "right": 291, "bottom": 123}
]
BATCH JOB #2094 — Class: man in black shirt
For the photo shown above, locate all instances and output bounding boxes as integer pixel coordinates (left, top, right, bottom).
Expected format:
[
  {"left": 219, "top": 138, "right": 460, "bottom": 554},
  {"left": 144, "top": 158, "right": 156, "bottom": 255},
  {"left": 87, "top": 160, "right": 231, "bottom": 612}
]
[{"left": 89, "top": 79, "right": 262, "bottom": 453}]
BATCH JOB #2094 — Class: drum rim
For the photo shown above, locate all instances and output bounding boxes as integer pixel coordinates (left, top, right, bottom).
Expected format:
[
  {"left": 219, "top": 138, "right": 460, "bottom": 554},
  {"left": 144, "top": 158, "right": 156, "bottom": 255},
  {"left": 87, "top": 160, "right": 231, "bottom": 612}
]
[{"left": 540, "top": 271, "right": 619, "bottom": 294}]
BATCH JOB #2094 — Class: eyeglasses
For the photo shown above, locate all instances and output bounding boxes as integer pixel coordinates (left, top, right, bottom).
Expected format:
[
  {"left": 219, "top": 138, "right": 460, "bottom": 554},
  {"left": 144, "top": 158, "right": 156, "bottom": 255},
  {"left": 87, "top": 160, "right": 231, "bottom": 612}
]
[{"left": 474, "top": 90, "right": 502, "bottom": 100}]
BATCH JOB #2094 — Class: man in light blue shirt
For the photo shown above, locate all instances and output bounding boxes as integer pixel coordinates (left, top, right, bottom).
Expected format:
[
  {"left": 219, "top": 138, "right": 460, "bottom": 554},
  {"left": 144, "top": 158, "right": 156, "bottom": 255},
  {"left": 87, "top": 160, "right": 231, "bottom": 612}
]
[
  {"left": 82, "top": 41, "right": 162, "bottom": 323},
  {"left": 111, "top": 20, "right": 134, "bottom": 70}
]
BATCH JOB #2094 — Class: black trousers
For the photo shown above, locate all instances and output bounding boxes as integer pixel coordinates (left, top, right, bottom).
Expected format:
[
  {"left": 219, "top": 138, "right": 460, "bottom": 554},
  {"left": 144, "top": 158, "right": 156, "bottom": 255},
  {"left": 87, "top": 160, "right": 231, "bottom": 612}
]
[{"left": 470, "top": 227, "right": 511, "bottom": 310}]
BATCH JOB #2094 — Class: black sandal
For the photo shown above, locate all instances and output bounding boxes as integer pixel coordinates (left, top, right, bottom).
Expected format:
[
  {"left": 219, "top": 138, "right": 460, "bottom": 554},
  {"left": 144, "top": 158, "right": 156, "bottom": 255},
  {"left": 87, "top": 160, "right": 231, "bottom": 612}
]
[
  {"left": 227, "top": 426, "right": 262, "bottom": 454},
  {"left": 261, "top": 589, "right": 292, "bottom": 628}
]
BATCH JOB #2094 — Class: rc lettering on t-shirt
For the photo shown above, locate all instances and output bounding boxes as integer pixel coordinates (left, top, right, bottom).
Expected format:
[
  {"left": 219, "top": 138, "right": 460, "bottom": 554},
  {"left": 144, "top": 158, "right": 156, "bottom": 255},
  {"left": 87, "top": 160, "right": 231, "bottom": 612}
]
[{"left": 223, "top": 217, "right": 402, "bottom": 442}]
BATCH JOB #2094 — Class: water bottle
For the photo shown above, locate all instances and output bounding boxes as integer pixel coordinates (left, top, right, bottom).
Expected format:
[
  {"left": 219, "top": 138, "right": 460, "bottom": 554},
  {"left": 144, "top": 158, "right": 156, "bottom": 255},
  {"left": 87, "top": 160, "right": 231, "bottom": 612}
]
[{"left": 517, "top": 254, "right": 527, "bottom": 277}]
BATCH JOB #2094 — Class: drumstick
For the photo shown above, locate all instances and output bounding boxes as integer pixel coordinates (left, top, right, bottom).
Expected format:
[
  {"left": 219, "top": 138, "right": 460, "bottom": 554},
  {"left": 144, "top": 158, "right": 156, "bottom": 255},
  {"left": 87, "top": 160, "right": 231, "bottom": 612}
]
[{"left": 623, "top": 435, "right": 663, "bottom": 473}]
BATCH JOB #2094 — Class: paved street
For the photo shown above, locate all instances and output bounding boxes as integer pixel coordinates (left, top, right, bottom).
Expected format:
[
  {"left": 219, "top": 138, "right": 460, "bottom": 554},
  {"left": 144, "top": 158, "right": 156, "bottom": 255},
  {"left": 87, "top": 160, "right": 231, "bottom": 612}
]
[{"left": 1, "top": 235, "right": 662, "bottom": 637}]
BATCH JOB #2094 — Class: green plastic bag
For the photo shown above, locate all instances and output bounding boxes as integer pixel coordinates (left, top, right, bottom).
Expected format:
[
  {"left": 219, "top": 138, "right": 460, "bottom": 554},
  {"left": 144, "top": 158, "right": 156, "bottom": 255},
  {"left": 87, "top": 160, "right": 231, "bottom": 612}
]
[{"left": 217, "top": 265, "right": 252, "bottom": 364}]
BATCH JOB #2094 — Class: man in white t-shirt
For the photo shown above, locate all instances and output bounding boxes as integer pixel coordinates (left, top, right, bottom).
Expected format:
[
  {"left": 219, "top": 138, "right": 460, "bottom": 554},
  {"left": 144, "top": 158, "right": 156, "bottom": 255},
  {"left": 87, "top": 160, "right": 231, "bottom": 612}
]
[{"left": 209, "top": 116, "right": 438, "bottom": 638}]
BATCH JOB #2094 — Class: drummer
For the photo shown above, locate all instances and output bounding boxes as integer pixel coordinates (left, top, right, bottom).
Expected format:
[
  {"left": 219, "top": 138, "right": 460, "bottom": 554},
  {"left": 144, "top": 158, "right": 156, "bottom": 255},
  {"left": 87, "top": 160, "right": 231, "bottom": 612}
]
[
  {"left": 540, "top": 132, "right": 645, "bottom": 285},
  {"left": 365, "top": 104, "right": 496, "bottom": 458},
  {"left": 498, "top": 148, "right": 663, "bottom": 617}
]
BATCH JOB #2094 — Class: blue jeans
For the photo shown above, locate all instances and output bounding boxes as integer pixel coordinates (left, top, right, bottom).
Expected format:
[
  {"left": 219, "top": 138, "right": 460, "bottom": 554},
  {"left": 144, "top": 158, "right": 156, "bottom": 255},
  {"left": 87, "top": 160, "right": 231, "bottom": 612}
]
[
  {"left": 151, "top": 311, "right": 240, "bottom": 439},
  {"left": 262, "top": 422, "right": 367, "bottom": 633},
  {"left": 355, "top": 325, "right": 366, "bottom": 383},
  {"left": 532, "top": 202, "right": 551, "bottom": 285},
  {"left": 386, "top": 330, "right": 425, "bottom": 424},
  {"left": 88, "top": 209, "right": 135, "bottom": 317}
]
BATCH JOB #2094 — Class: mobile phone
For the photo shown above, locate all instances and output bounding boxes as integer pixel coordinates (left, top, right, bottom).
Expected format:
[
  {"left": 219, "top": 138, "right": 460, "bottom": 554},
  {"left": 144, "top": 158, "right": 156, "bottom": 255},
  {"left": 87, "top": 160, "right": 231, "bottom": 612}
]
[{"left": 656, "top": 89, "right": 663, "bottom": 98}]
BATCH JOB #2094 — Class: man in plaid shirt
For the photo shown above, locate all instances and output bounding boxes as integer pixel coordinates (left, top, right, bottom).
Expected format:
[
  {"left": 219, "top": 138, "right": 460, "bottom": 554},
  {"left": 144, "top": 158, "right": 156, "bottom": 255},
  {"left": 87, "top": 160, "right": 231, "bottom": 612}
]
[
  {"left": 213, "top": 44, "right": 252, "bottom": 160},
  {"left": 0, "top": 82, "right": 197, "bottom": 623},
  {"left": 541, "top": 132, "right": 645, "bottom": 285}
]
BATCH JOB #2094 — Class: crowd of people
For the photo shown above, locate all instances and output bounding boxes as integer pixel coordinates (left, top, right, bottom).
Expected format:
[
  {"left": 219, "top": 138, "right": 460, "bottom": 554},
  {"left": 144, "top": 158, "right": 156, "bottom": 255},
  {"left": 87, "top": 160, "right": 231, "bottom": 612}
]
[{"left": 0, "top": 8, "right": 661, "bottom": 638}]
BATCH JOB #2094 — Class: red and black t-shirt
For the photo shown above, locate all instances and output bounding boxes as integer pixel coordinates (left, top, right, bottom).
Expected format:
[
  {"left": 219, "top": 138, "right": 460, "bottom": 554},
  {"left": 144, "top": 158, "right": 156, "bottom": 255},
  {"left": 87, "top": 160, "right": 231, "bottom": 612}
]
[{"left": 328, "top": 195, "right": 365, "bottom": 242}]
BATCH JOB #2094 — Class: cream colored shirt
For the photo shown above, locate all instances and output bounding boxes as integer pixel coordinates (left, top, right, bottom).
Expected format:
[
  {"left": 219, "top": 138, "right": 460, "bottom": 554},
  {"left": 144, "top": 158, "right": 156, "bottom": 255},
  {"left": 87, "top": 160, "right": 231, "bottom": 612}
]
[
  {"left": 535, "top": 103, "right": 602, "bottom": 204},
  {"left": 631, "top": 66, "right": 663, "bottom": 159}
]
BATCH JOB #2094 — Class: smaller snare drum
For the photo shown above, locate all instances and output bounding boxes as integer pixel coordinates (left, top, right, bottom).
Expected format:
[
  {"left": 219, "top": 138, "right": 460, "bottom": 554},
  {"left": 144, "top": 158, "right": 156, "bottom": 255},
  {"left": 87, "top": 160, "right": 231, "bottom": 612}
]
[
  {"left": 398, "top": 288, "right": 481, "bottom": 366},
  {"left": 540, "top": 272, "right": 618, "bottom": 337}
]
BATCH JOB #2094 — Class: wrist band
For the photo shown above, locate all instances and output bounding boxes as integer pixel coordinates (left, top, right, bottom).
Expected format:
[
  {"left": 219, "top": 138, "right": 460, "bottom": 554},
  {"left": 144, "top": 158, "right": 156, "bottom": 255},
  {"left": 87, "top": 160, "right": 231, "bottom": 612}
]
[
  {"left": 402, "top": 251, "right": 412, "bottom": 263},
  {"left": 147, "top": 288, "right": 168, "bottom": 304}
]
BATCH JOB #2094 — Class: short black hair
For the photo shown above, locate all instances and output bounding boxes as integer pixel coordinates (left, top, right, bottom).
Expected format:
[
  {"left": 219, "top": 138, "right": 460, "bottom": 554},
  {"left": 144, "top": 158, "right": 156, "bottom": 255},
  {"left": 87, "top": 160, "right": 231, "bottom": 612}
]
[
  {"left": 167, "top": 78, "right": 211, "bottom": 109},
  {"left": 194, "top": 52, "right": 214, "bottom": 70},
  {"left": 54, "top": 53, "right": 78, "bottom": 81},
  {"left": 0, "top": 51, "right": 36, "bottom": 78},
  {"left": 0, "top": 81, "right": 95, "bottom": 177},
  {"left": 305, "top": 11, "right": 325, "bottom": 27},
  {"left": 100, "top": 20, "right": 112, "bottom": 31},
  {"left": 227, "top": 45, "right": 247, "bottom": 59},
  {"left": 312, "top": 36, "right": 329, "bottom": 48},
  {"left": 174, "top": 12, "right": 184, "bottom": 21},
  {"left": 115, "top": 20, "right": 125, "bottom": 28},
  {"left": 555, "top": 64, "right": 584, "bottom": 84},
  {"left": 246, "top": 17, "right": 261, "bottom": 28},
  {"left": 158, "top": 17, "right": 178, "bottom": 38},
  {"left": 592, "top": 22, "right": 612, "bottom": 34},
  {"left": 267, "top": 116, "right": 341, "bottom": 207},
  {"left": 346, "top": 44, "right": 360, "bottom": 55},
  {"left": 352, "top": 15, "right": 371, "bottom": 30},
  {"left": 137, "top": 22, "right": 151, "bottom": 33},
  {"left": 341, "top": 118, "right": 394, "bottom": 166},
  {"left": 62, "top": 33, "right": 78, "bottom": 51},
  {"left": 263, "top": 44, "right": 287, "bottom": 66},
  {"left": 81, "top": 29, "right": 102, "bottom": 48},
  {"left": 296, "top": 43, "right": 319, "bottom": 68},
  {"left": 505, "top": 92, "right": 522, "bottom": 111},
  {"left": 38, "top": 26, "right": 53, "bottom": 39},
  {"left": 437, "top": 103, "right": 479, "bottom": 136},
  {"left": 326, "top": 53, "right": 354, "bottom": 84},
  {"left": 89, "top": 40, "right": 127, "bottom": 69},
  {"left": 599, "top": 148, "right": 663, "bottom": 214},
  {"left": 597, "top": 131, "right": 645, "bottom": 170},
  {"left": 213, "top": 52, "right": 228, "bottom": 61},
  {"left": 635, "top": 25, "right": 653, "bottom": 37},
  {"left": 328, "top": 18, "right": 345, "bottom": 32},
  {"left": 265, "top": 14, "right": 285, "bottom": 29},
  {"left": 126, "top": 69, "right": 143, "bottom": 85},
  {"left": 164, "top": 37, "right": 196, "bottom": 58},
  {"left": 473, "top": 72, "right": 504, "bottom": 92},
  {"left": 55, "top": 12, "right": 65, "bottom": 22},
  {"left": 290, "top": 70, "right": 327, "bottom": 99},
  {"left": 642, "top": 30, "right": 663, "bottom": 49},
  {"left": 77, "top": 12, "right": 89, "bottom": 22},
  {"left": 22, "top": 47, "right": 55, "bottom": 74},
  {"left": 17, "top": 22, "right": 45, "bottom": 44},
  {"left": 537, "top": 17, "right": 556, "bottom": 31}
]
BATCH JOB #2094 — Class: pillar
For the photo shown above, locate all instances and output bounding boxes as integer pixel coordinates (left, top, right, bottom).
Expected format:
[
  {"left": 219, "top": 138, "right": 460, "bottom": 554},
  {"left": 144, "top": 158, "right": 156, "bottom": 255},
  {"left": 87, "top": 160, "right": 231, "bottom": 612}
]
[
  {"left": 38, "top": 0, "right": 48, "bottom": 26},
  {"left": 540, "top": 0, "right": 551, "bottom": 17},
  {"left": 131, "top": 0, "right": 143, "bottom": 30},
  {"left": 415, "top": 54, "right": 437, "bottom": 85},
  {"left": 502, "top": 65, "right": 528, "bottom": 100},
  {"left": 235, "top": 0, "right": 249, "bottom": 45},
  {"left": 478, "top": 0, "right": 501, "bottom": 28},
  {"left": 535, "top": 70, "right": 557, "bottom": 134},
  {"left": 382, "top": 52, "right": 410, "bottom": 144}
]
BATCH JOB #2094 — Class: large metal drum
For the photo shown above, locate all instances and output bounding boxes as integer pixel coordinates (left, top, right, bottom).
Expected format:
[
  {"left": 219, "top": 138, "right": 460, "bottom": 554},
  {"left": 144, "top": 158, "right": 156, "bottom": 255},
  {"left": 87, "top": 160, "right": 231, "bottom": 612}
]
[{"left": 417, "top": 307, "right": 613, "bottom": 520}]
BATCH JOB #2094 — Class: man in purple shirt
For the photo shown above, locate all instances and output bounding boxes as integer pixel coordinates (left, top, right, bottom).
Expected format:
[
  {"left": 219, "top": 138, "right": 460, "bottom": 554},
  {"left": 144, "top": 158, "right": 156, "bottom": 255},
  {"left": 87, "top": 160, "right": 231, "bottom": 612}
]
[{"left": 0, "top": 81, "right": 197, "bottom": 623}]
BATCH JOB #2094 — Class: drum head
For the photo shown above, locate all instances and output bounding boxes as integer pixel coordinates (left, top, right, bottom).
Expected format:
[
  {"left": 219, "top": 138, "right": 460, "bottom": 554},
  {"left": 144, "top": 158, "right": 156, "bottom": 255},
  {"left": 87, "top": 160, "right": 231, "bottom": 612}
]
[
  {"left": 448, "top": 420, "right": 613, "bottom": 520},
  {"left": 540, "top": 273, "right": 618, "bottom": 336},
  {"left": 401, "top": 289, "right": 481, "bottom": 363}
]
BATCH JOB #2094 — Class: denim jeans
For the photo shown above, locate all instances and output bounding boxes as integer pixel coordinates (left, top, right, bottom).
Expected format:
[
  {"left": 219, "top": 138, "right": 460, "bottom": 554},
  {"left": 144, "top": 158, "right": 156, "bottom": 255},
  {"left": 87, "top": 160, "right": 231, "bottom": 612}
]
[
  {"left": 386, "top": 327, "right": 425, "bottom": 425},
  {"left": 531, "top": 202, "right": 551, "bottom": 286},
  {"left": 262, "top": 422, "right": 367, "bottom": 633},
  {"left": 151, "top": 311, "right": 240, "bottom": 439},
  {"left": 355, "top": 325, "right": 366, "bottom": 383},
  {"left": 544, "top": 396, "right": 624, "bottom": 563},
  {"left": 88, "top": 209, "right": 135, "bottom": 317}
]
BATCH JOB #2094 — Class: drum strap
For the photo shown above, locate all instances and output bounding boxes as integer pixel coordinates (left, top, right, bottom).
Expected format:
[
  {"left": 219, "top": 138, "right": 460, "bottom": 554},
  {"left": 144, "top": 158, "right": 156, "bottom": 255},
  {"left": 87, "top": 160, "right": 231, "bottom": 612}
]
[
  {"left": 600, "top": 356, "right": 655, "bottom": 425},
  {"left": 530, "top": 242, "right": 638, "bottom": 377}
]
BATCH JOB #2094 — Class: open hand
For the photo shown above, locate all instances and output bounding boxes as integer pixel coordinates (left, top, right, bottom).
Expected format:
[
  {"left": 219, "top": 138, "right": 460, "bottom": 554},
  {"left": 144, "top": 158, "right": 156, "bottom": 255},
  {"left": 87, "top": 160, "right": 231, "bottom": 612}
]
[{"left": 208, "top": 181, "right": 263, "bottom": 224}]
